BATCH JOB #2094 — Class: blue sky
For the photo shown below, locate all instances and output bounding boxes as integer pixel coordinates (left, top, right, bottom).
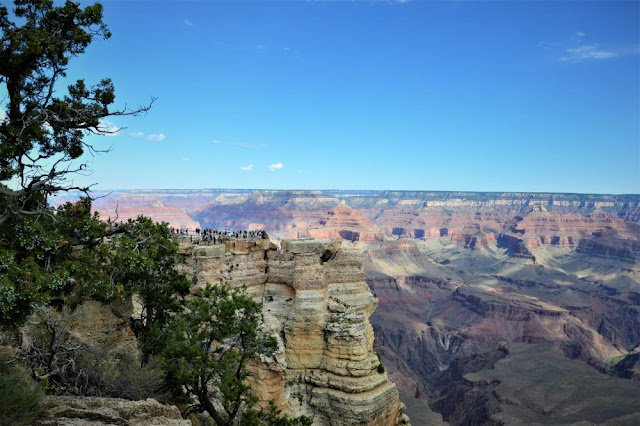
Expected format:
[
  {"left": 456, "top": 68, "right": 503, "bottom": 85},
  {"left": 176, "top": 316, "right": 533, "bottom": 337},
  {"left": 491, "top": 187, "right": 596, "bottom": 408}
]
[{"left": 3, "top": 0, "right": 640, "bottom": 193}]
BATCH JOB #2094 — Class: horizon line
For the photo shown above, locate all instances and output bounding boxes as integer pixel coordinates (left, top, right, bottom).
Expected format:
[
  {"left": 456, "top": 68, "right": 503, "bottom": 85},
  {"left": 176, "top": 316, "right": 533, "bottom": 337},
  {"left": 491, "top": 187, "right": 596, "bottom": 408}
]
[{"left": 62, "top": 188, "right": 640, "bottom": 197}]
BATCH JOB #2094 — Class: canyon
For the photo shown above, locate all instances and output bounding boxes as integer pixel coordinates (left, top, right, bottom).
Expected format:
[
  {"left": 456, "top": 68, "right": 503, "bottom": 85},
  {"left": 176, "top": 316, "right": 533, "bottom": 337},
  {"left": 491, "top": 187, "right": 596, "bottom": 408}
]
[{"left": 55, "top": 189, "right": 640, "bottom": 424}]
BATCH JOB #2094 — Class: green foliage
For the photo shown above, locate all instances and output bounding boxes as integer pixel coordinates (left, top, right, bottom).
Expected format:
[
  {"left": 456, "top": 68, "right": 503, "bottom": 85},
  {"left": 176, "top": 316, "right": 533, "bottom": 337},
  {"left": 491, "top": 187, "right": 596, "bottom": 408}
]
[
  {"left": 0, "top": 352, "right": 44, "bottom": 425},
  {"left": 0, "top": 197, "right": 108, "bottom": 328},
  {"left": 158, "top": 284, "right": 309, "bottom": 425},
  {"left": 108, "top": 216, "right": 192, "bottom": 359},
  {"left": 605, "top": 354, "right": 629, "bottom": 377},
  {"left": 159, "top": 284, "right": 276, "bottom": 424},
  {"left": 241, "top": 401, "right": 313, "bottom": 426},
  {"left": 1, "top": 4, "right": 309, "bottom": 423},
  {"left": 0, "top": 0, "right": 113, "bottom": 182},
  {"left": 0, "top": 0, "right": 150, "bottom": 330}
]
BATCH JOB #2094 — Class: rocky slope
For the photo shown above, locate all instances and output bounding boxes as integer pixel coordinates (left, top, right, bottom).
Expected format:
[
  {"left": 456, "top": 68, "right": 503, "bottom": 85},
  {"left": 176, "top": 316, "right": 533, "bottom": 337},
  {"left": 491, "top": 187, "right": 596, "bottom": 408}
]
[
  {"left": 365, "top": 238, "right": 640, "bottom": 423},
  {"left": 306, "top": 202, "right": 382, "bottom": 242},
  {"left": 181, "top": 238, "right": 410, "bottom": 426},
  {"left": 440, "top": 344, "right": 640, "bottom": 425}
]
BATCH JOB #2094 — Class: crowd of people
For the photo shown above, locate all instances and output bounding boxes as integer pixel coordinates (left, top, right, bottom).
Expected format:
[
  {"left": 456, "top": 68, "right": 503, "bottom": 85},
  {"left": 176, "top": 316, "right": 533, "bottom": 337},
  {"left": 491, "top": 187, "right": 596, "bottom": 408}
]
[{"left": 171, "top": 227, "right": 268, "bottom": 245}]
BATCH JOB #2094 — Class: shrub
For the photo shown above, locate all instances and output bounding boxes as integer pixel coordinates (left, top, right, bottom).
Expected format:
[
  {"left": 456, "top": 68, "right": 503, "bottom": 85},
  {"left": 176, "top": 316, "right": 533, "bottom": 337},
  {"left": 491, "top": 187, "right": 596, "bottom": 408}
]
[
  {"left": 21, "top": 306, "right": 168, "bottom": 401},
  {"left": 375, "top": 351, "right": 386, "bottom": 373},
  {"left": 0, "top": 356, "right": 44, "bottom": 425},
  {"left": 77, "top": 346, "right": 169, "bottom": 401}
]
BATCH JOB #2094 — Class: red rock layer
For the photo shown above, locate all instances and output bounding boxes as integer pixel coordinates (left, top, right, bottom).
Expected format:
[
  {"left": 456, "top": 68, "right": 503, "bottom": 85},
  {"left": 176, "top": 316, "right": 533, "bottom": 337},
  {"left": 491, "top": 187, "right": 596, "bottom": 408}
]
[{"left": 307, "top": 202, "right": 382, "bottom": 242}]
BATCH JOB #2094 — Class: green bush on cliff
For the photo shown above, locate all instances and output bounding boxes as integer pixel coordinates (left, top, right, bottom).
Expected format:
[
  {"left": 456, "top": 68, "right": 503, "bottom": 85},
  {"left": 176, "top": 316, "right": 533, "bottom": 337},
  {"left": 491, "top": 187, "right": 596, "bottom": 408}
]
[
  {"left": 0, "top": 352, "right": 44, "bottom": 425},
  {"left": 157, "top": 284, "right": 311, "bottom": 426},
  {"left": 107, "top": 216, "right": 192, "bottom": 361},
  {"left": 0, "top": 197, "right": 110, "bottom": 328}
]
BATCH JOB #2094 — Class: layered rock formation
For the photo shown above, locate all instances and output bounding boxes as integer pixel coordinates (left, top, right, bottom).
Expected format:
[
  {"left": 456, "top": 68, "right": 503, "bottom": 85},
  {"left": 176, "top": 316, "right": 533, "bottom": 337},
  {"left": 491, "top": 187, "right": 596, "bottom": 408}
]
[
  {"left": 365, "top": 237, "right": 640, "bottom": 423},
  {"left": 307, "top": 202, "right": 382, "bottom": 242},
  {"left": 54, "top": 189, "right": 640, "bottom": 423},
  {"left": 60, "top": 189, "right": 640, "bottom": 263},
  {"left": 181, "top": 238, "right": 409, "bottom": 426}
]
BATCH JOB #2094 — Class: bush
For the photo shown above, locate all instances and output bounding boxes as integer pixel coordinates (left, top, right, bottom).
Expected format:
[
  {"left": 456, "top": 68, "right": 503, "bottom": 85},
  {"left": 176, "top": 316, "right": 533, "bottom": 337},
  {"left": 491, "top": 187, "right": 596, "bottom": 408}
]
[
  {"left": 21, "top": 306, "right": 168, "bottom": 401},
  {"left": 77, "top": 346, "right": 169, "bottom": 401},
  {"left": 376, "top": 351, "right": 385, "bottom": 374},
  {"left": 0, "top": 357, "right": 44, "bottom": 425}
]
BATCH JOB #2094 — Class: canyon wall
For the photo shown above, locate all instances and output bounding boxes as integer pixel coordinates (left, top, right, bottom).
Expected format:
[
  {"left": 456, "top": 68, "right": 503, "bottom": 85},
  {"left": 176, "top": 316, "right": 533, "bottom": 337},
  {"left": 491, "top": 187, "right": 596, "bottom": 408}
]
[
  {"left": 64, "top": 189, "right": 640, "bottom": 263},
  {"left": 180, "top": 238, "right": 410, "bottom": 426},
  {"left": 54, "top": 189, "right": 640, "bottom": 423}
]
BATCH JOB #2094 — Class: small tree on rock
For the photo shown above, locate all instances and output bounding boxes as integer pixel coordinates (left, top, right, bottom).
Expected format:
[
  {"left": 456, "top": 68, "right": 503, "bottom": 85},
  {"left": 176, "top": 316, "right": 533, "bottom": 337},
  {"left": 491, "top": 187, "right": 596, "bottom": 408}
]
[
  {"left": 109, "top": 216, "right": 191, "bottom": 361},
  {"left": 159, "top": 284, "right": 311, "bottom": 426}
]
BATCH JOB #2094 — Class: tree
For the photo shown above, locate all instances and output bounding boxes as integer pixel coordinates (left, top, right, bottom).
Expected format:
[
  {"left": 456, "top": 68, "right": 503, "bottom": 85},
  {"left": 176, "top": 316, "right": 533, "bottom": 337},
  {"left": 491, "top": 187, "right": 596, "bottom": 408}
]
[
  {"left": 109, "top": 216, "right": 191, "bottom": 361},
  {"left": 0, "top": 196, "right": 109, "bottom": 327},
  {"left": 159, "top": 284, "right": 311, "bottom": 426},
  {"left": 0, "top": 0, "right": 151, "bottom": 328},
  {"left": 0, "top": 0, "right": 152, "bottom": 206},
  {"left": 1, "top": 3, "right": 309, "bottom": 422}
]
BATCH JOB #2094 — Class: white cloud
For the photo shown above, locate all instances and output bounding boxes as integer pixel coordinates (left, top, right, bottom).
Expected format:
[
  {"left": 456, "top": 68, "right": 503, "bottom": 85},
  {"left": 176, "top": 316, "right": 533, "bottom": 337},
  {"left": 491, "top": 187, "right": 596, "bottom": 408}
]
[
  {"left": 268, "top": 162, "right": 284, "bottom": 172},
  {"left": 184, "top": 18, "right": 193, "bottom": 27},
  {"left": 256, "top": 44, "right": 266, "bottom": 49},
  {"left": 129, "top": 131, "right": 145, "bottom": 138},
  {"left": 211, "top": 139, "right": 266, "bottom": 148},
  {"left": 240, "top": 164, "right": 254, "bottom": 171},
  {"left": 561, "top": 44, "right": 617, "bottom": 61},
  {"left": 98, "top": 119, "right": 120, "bottom": 137},
  {"left": 0, "top": 108, "right": 6, "bottom": 123},
  {"left": 147, "top": 133, "right": 166, "bottom": 141},
  {"left": 541, "top": 32, "right": 632, "bottom": 63}
]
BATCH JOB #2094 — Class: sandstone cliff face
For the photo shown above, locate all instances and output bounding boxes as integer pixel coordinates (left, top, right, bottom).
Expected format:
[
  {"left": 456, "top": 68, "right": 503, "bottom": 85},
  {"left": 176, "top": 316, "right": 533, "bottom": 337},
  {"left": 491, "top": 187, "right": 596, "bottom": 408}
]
[{"left": 181, "top": 238, "right": 410, "bottom": 426}]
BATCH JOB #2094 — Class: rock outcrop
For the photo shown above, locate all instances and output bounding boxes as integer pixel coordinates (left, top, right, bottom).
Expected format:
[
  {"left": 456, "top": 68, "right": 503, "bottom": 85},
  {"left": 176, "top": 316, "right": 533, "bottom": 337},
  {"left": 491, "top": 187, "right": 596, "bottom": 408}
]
[
  {"left": 181, "top": 238, "right": 410, "bottom": 425},
  {"left": 37, "top": 396, "right": 190, "bottom": 426}
]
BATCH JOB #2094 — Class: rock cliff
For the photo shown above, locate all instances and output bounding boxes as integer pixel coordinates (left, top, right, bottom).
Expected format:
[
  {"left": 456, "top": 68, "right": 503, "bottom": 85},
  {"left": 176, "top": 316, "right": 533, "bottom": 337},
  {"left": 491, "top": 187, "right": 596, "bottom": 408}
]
[{"left": 181, "top": 238, "right": 410, "bottom": 426}]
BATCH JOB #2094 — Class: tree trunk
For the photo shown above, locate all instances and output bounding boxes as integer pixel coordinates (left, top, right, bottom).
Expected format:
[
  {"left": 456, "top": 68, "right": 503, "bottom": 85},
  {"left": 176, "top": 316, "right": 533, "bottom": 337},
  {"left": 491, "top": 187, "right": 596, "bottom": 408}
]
[{"left": 198, "top": 385, "right": 228, "bottom": 426}]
